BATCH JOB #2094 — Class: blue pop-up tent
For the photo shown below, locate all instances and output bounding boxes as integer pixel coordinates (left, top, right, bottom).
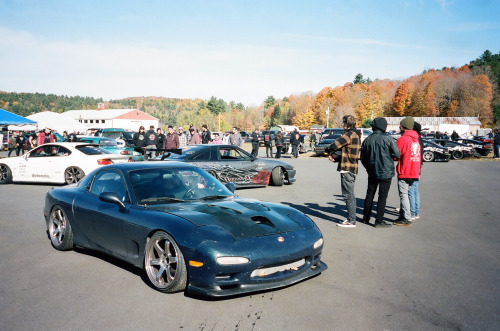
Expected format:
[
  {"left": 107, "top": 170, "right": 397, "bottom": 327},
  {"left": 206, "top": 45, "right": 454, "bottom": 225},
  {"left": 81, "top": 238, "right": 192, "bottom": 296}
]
[{"left": 0, "top": 108, "right": 37, "bottom": 125}]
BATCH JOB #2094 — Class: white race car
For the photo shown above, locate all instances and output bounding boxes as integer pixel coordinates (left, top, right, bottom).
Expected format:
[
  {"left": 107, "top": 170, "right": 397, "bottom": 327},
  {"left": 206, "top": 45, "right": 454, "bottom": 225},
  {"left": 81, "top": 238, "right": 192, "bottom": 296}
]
[{"left": 0, "top": 142, "right": 132, "bottom": 185}]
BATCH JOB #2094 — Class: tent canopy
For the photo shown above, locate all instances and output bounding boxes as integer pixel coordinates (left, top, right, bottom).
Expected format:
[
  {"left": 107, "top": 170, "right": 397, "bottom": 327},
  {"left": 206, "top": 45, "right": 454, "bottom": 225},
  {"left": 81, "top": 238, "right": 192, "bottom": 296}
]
[
  {"left": 0, "top": 108, "right": 37, "bottom": 125},
  {"left": 26, "top": 111, "right": 87, "bottom": 133}
]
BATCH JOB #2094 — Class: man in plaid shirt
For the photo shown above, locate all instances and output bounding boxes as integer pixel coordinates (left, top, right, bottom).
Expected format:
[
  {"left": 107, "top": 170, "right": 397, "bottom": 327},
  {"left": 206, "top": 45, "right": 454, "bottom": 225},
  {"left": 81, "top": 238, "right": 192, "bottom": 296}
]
[{"left": 328, "top": 115, "right": 361, "bottom": 227}]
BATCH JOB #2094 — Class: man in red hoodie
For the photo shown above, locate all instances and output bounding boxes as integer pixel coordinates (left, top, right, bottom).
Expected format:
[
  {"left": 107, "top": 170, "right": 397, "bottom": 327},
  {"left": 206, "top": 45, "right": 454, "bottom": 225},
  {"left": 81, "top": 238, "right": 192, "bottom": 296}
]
[{"left": 394, "top": 116, "right": 421, "bottom": 226}]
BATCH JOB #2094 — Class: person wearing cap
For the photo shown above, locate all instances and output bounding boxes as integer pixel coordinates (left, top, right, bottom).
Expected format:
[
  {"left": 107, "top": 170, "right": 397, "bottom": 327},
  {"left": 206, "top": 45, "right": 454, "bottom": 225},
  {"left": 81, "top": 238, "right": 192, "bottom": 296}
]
[
  {"left": 408, "top": 122, "right": 425, "bottom": 221},
  {"left": 360, "top": 117, "right": 400, "bottom": 228},
  {"left": 327, "top": 115, "right": 361, "bottom": 228},
  {"left": 178, "top": 127, "right": 187, "bottom": 148},
  {"left": 394, "top": 116, "right": 421, "bottom": 226}
]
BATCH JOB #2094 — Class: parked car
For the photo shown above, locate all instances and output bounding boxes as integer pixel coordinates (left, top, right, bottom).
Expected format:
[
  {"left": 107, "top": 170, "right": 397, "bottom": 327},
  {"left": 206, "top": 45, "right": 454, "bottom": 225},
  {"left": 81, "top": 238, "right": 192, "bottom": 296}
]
[
  {"left": 101, "top": 128, "right": 136, "bottom": 147},
  {"left": 431, "top": 139, "right": 477, "bottom": 159},
  {"left": 43, "top": 162, "right": 326, "bottom": 297},
  {"left": 319, "top": 128, "right": 371, "bottom": 143},
  {"left": 314, "top": 134, "right": 342, "bottom": 156},
  {"left": 152, "top": 144, "right": 296, "bottom": 188},
  {"left": 78, "top": 136, "right": 144, "bottom": 161},
  {"left": 0, "top": 142, "right": 132, "bottom": 185},
  {"left": 422, "top": 140, "right": 451, "bottom": 162},
  {"left": 281, "top": 133, "right": 311, "bottom": 154},
  {"left": 454, "top": 138, "right": 492, "bottom": 156}
]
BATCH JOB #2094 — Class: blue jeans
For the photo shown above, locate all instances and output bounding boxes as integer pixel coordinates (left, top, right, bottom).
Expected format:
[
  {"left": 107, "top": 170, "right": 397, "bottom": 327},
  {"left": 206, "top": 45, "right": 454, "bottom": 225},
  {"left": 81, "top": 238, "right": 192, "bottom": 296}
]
[
  {"left": 495, "top": 144, "right": 500, "bottom": 158},
  {"left": 408, "top": 179, "right": 420, "bottom": 217},
  {"left": 341, "top": 172, "right": 357, "bottom": 223},
  {"left": 398, "top": 178, "right": 414, "bottom": 221}
]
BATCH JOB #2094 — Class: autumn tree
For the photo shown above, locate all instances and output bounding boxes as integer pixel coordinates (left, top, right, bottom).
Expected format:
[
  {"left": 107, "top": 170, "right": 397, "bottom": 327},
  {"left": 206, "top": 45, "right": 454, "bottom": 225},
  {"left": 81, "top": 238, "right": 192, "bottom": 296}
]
[{"left": 392, "top": 82, "right": 412, "bottom": 116}]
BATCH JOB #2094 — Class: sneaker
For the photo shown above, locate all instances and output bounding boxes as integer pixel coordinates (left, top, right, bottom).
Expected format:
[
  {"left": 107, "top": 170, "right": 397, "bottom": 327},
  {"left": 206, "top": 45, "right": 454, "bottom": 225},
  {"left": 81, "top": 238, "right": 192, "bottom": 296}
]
[
  {"left": 414, "top": 215, "right": 420, "bottom": 219},
  {"left": 394, "top": 219, "right": 412, "bottom": 226},
  {"left": 337, "top": 219, "right": 356, "bottom": 228},
  {"left": 375, "top": 221, "right": 392, "bottom": 228}
]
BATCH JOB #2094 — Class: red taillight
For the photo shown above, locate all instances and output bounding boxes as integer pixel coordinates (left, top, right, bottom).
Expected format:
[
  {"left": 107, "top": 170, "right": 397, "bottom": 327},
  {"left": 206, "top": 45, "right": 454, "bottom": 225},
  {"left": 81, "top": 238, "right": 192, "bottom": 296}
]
[
  {"left": 120, "top": 150, "right": 130, "bottom": 155},
  {"left": 97, "top": 159, "right": 114, "bottom": 165},
  {"left": 484, "top": 144, "right": 491, "bottom": 148}
]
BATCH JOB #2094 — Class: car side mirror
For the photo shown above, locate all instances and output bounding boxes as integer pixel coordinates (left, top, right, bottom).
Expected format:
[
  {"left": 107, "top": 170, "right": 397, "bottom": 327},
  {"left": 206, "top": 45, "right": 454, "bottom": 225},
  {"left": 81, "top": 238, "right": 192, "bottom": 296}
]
[
  {"left": 99, "top": 192, "right": 127, "bottom": 212},
  {"left": 225, "top": 182, "right": 236, "bottom": 193}
]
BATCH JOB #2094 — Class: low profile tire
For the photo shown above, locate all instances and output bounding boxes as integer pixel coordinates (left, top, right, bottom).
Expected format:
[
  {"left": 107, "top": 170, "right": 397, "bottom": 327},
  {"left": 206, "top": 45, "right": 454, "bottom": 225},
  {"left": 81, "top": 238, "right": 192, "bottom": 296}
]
[
  {"left": 271, "top": 167, "right": 284, "bottom": 186},
  {"left": 0, "top": 164, "right": 13, "bottom": 184},
  {"left": 452, "top": 150, "right": 463, "bottom": 160},
  {"left": 144, "top": 231, "right": 187, "bottom": 293},
  {"left": 48, "top": 206, "right": 74, "bottom": 251},
  {"left": 65, "top": 167, "right": 85, "bottom": 184},
  {"left": 422, "top": 151, "right": 435, "bottom": 162}
]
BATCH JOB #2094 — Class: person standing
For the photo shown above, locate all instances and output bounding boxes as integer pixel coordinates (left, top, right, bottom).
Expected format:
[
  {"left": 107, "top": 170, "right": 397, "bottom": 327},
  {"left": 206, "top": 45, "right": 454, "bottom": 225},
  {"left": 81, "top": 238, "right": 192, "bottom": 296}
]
[
  {"left": 222, "top": 131, "right": 230, "bottom": 144},
  {"left": 201, "top": 125, "right": 212, "bottom": 144},
  {"left": 274, "top": 131, "right": 284, "bottom": 159},
  {"left": 211, "top": 132, "right": 223, "bottom": 144},
  {"left": 178, "top": 127, "right": 187, "bottom": 148},
  {"left": 8, "top": 131, "right": 18, "bottom": 157},
  {"left": 310, "top": 131, "right": 317, "bottom": 150},
  {"left": 327, "top": 115, "right": 361, "bottom": 228},
  {"left": 188, "top": 127, "right": 201, "bottom": 145},
  {"left": 229, "top": 127, "right": 243, "bottom": 147},
  {"left": 28, "top": 132, "right": 37, "bottom": 149},
  {"left": 264, "top": 131, "right": 273, "bottom": 157},
  {"left": 156, "top": 128, "right": 165, "bottom": 152},
  {"left": 361, "top": 117, "right": 400, "bottom": 228},
  {"left": 451, "top": 130, "right": 459, "bottom": 141},
  {"left": 36, "top": 127, "right": 55, "bottom": 146},
  {"left": 250, "top": 128, "right": 260, "bottom": 156},
  {"left": 394, "top": 116, "right": 421, "bottom": 226},
  {"left": 16, "top": 132, "right": 26, "bottom": 156},
  {"left": 493, "top": 128, "right": 500, "bottom": 159},
  {"left": 409, "top": 122, "right": 424, "bottom": 220},
  {"left": 163, "top": 126, "right": 180, "bottom": 149},
  {"left": 290, "top": 129, "right": 301, "bottom": 158},
  {"left": 133, "top": 126, "right": 147, "bottom": 154}
]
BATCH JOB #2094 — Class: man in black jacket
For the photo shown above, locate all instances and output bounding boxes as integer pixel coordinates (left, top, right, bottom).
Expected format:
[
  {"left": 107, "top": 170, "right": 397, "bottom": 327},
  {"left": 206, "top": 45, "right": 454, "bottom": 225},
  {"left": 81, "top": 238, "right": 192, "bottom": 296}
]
[
  {"left": 250, "top": 128, "right": 260, "bottom": 156},
  {"left": 360, "top": 117, "right": 400, "bottom": 227}
]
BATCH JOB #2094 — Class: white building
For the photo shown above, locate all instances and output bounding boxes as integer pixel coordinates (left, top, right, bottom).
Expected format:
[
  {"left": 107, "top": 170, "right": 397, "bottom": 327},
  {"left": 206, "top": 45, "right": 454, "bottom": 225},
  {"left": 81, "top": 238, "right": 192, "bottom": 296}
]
[
  {"left": 64, "top": 104, "right": 159, "bottom": 131},
  {"left": 384, "top": 117, "right": 482, "bottom": 135}
]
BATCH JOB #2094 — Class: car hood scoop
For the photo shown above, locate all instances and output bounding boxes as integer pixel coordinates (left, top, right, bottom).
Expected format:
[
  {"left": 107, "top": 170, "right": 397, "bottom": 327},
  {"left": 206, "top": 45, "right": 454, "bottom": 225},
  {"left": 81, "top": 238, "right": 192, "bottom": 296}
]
[{"left": 151, "top": 199, "right": 300, "bottom": 238}]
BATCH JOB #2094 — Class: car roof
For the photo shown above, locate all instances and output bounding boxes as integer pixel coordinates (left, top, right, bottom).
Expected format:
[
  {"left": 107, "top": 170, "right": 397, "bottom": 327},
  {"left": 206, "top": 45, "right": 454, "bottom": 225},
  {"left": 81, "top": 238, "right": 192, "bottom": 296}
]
[{"left": 103, "top": 161, "right": 197, "bottom": 171}]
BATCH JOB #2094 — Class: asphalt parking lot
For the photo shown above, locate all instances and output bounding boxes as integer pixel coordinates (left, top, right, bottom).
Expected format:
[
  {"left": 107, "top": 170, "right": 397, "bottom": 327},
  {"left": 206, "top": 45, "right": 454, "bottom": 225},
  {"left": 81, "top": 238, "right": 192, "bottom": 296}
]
[{"left": 1, "top": 150, "right": 499, "bottom": 330}]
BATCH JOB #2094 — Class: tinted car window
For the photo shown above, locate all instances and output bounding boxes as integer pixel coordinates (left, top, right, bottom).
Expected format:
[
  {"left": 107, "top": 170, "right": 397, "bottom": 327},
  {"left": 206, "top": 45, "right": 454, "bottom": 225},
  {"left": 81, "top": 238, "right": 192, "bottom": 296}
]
[
  {"left": 28, "top": 145, "right": 72, "bottom": 157},
  {"left": 219, "top": 147, "right": 252, "bottom": 160},
  {"left": 91, "top": 170, "right": 128, "bottom": 202},
  {"left": 76, "top": 145, "right": 112, "bottom": 155}
]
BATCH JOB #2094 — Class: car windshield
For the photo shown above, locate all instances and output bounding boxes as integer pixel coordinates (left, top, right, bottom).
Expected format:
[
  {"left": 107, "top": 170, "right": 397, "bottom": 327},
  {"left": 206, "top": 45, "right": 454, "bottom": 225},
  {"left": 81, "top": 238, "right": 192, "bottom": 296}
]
[
  {"left": 102, "top": 131, "right": 122, "bottom": 139},
  {"left": 76, "top": 145, "right": 112, "bottom": 155},
  {"left": 130, "top": 167, "right": 233, "bottom": 203},
  {"left": 424, "top": 141, "right": 443, "bottom": 149}
]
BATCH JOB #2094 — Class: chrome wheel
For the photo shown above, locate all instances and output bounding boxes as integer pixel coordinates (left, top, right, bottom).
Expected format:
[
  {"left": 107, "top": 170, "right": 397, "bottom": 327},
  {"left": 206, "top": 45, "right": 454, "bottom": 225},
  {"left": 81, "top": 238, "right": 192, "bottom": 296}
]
[
  {"left": 144, "top": 231, "right": 187, "bottom": 293},
  {"left": 422, "top": 151, "right": 434, "bottom": 162},
  {"left": 48, "top": 206, "right": 73, "bottom": 250},
  {"left": 65, "top": 167, "right": 84, "bottom": 184}
]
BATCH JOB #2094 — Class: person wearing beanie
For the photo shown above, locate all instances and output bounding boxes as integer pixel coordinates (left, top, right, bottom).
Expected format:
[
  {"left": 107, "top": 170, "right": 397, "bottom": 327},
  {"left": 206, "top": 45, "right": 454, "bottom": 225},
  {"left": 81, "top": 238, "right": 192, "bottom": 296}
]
[
  {"left": 360, "top": 117, "right": 400, "bottom": 227},
  {"left": 408, "top": 122, "right": 425, "bottom": 221},
  {"left": 394, "top": 116, "right": 421, "bottom": 226},
  {"left": 327, "top": 115, "right": 361, "bottom": 228}
]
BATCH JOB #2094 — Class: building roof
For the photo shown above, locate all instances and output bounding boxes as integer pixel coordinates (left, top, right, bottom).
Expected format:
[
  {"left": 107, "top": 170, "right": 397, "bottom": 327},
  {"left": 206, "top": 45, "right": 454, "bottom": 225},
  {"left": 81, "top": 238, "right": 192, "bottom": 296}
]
[
  {"left": 383, "top": 117, "right": 481, "bottom": 126},
  {"left": 64, "top": 109, "right": 158, "bottom": 121}
]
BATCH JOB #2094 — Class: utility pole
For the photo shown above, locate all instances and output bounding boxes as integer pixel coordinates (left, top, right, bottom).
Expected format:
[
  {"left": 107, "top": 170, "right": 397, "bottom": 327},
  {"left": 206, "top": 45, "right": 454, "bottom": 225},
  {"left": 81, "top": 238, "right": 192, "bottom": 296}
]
[{"left": 326, "top": 106, "right": 330, "bottom": 128}]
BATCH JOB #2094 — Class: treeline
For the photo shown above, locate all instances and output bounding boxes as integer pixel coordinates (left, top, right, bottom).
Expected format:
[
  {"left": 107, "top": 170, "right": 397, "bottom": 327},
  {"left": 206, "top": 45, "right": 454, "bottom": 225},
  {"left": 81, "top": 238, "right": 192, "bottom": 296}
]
[
  {"left": 0, "top": 92, "right": 103, "bottom": 117},
  {"left": 1, "top": 50, "right": 499, "bottom": 130}
]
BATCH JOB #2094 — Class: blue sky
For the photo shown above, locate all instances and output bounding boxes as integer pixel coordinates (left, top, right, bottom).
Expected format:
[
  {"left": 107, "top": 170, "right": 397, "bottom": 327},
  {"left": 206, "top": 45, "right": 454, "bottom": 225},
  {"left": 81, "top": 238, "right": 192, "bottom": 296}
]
[{"left": 1, "top": 0, "right": 498, "bottom": 106}]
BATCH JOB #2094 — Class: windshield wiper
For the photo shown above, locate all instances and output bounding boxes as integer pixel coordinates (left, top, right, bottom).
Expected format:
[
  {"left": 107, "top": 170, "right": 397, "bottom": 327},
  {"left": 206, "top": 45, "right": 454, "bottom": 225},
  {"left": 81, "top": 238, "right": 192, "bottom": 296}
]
[
  {"left": 140, "top": 197, "right": 185, "bottom": 203},
  {"left": 199, "top": 195, "right": 232, "bottom": 201}
]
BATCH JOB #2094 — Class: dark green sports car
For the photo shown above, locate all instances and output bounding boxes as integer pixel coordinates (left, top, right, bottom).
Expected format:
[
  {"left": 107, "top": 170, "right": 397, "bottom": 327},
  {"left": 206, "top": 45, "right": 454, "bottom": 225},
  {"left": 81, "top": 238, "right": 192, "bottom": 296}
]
[{"left": 44, "top": 162, "right": 326, "bottom": 297}]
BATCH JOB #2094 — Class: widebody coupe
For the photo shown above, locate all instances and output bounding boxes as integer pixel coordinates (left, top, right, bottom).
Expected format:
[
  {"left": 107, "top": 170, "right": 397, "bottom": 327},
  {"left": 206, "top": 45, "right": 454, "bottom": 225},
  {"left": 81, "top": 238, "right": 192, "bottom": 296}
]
[
  {"left": 44, "top": 162, "right": 326, "bottom": 297},
  {"left": 431, "top": 139, "right": 478, "bottom": 159},
  {"left": 422, "top": 140, "right": 451, "bottom": 162},
  {"left": 0, "top": 142, "right": 131, "bottom": 185},
  {"left": 152, "top": 144, "right": 296, "bottom": 188}
]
